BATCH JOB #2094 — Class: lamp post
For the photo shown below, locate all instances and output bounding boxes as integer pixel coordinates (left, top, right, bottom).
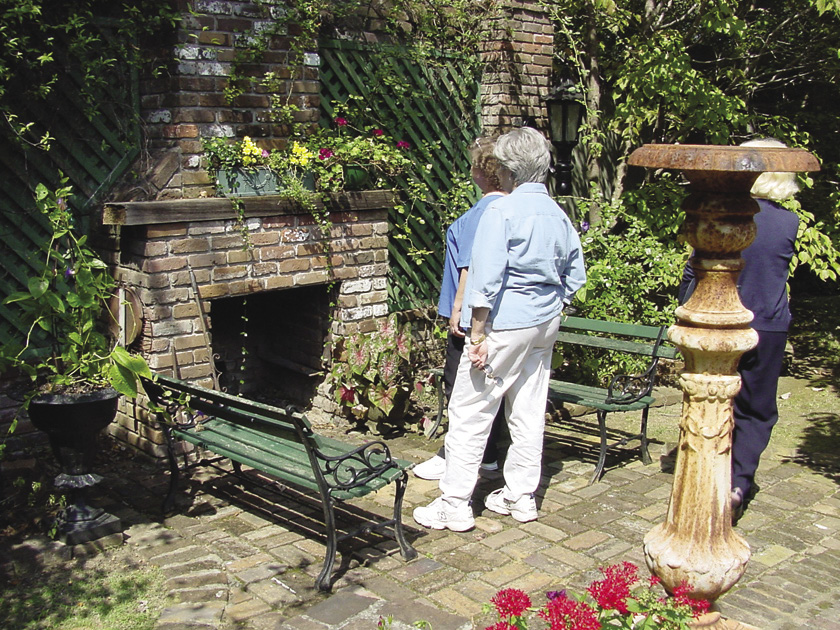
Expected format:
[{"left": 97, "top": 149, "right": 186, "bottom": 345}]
[{"left": 544, "top": 80, "right": 584, "bottom": 196}]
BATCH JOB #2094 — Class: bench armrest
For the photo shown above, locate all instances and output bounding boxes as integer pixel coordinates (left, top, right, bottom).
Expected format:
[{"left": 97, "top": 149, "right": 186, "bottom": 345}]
[
  {"left": 606, "top": 372, "right": 655, "bottom": 404},
  {"left": 313, "top": 440, "right": 399, "bottom": 491}
]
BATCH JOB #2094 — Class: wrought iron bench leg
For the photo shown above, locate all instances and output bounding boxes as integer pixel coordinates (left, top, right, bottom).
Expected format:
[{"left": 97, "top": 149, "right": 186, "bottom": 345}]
[
  {"left": 392, "top": 471, "right": 418, "bottom": 561},
  {"left": 315, "top": 494, "right": 338, "bottom": 592},
  {"left": 426, "top": 373, "right": 446, "bottom": 439},
  {"left": 589, "top": 410, "right": 609, "bottom": 485},
  {"left": 639, "top": 406, "right": 652, "bottom": 465},
  {"left": 161, "top": 424, "right": 180, "bottom": 514}
]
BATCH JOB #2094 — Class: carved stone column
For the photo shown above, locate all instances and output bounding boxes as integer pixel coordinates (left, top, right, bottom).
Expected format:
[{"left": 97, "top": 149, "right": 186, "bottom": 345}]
[{"left": 627, "top": 145, "right": 819, "bottom": 612}]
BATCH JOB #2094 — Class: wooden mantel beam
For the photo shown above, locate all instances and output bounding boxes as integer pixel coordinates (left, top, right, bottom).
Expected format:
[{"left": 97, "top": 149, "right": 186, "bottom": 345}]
[{"left": 102, "top": 190, "right": 395, "bottom": 226}]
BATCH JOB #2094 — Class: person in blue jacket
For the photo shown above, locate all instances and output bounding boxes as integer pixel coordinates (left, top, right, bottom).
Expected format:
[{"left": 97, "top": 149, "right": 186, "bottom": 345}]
[
  {"left": 679, "top": 138, "right": 800, "bottom": 523},
  {"left": 413, "top": 137, "right": 507, "bottom": 480},
  {"left": 413, "top": 127, "right": 586, "bottom": 531}
]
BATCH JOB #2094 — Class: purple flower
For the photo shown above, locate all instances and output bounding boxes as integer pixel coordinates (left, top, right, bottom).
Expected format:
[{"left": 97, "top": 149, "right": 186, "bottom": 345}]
[
  {"left": 396, "top": 140, "right": 410, "bottom": 149},
  {"left": 546, "top": 590, "right": 566, "bottom": 601},
  {"left": 580, "top": 221, "right": 590, "bottom": 233},
  {"left": 64, "top": 268, "right": 75, "bottom": 278},
  {"left": 57, "top": 197, "right": 67, "bottom": 211},
  {"left": 335, "top": 117, "right": 348, "bottom": 127},
  {"left": 372, "top": 128, "right": 384, "bottom": 136},
  {"left": 319, "top": 148, "right": 334, "bottom": 160}
]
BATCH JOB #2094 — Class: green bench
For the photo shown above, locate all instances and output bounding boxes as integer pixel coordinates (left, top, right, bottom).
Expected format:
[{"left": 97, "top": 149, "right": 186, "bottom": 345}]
[
  {"left": 549, "top": 316, "right": 677, "bottom": 484},
  {"left": 427, "top": 316, "right": 677, "bottom": 484},
  {"left": 142, "top": 374, "right": 417, "bottom": 592}
]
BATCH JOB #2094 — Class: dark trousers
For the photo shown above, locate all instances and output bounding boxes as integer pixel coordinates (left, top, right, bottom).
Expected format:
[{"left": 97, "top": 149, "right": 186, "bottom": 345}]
[
  {"left": 732, "top": 329, "right": 787, "bottom": 497},
  {"left": 438, "top": 331, "right": 504, "bottom": 463}
]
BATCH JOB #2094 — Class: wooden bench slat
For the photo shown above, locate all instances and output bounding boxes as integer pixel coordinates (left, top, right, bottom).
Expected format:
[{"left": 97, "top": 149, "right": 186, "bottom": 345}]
[
  {"left": 556, "top": 331, "right": 662, "bottom": 356},
  {"left": 546, "top": 381, "right": 653, "bottom": 412},
  {"left": 561, "top": 316, "right": 662, "bottom": 338},
  {"left": 175, "top": 418, "right": 408, "bottom": 500}
]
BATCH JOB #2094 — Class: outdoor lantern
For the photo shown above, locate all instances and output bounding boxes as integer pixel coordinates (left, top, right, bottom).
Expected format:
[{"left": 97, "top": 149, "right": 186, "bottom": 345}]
[{"left": 544, "top": 80, "right": 584, "bottom": 196}]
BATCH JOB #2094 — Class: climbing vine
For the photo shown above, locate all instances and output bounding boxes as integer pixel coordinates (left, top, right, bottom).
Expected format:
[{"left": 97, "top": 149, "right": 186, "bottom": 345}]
[{"left": 0, "top": 0, "right": 178, "bottom": 149}]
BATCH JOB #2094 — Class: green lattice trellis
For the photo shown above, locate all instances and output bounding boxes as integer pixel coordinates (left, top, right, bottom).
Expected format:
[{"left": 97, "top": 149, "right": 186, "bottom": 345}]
[
  {"left": 320, "top": 39, "right": 482, "bottom": 311},
  {"left": 0, "top": 44, "right": 139, "bottom": 349}
]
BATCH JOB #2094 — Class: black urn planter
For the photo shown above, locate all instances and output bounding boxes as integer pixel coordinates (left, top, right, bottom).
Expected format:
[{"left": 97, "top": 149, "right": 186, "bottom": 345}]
[{"left": 28, "top": 387, "right": 123, "bottom": 545}]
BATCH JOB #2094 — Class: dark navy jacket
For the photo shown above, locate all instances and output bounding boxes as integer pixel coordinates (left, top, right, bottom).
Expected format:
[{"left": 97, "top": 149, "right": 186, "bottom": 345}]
[{"left": 679, "top": 198, "right": 799, "bottom": 332}]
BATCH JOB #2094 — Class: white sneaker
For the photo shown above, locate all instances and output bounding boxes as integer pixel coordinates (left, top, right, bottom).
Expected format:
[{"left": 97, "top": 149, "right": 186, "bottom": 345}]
[
  {"left": 413, "top": 497, "right": 475, "bottom": 531},
  {"left": 413, "top": 455, "right": 446, "bottom": 480},
  {"left": 484, "top": 488, "right": 538, "bottom": 523}
]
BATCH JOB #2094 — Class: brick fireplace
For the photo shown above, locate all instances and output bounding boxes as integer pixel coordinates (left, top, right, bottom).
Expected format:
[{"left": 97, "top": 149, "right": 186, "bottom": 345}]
[{"left": 100, "top": 191, "right": 392, "bottom": 458}]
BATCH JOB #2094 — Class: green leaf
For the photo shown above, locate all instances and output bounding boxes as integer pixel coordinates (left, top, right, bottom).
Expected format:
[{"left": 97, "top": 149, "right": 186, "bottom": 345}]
[
  {"left": 28, "top": 277, "right": 49, "bottom": 298},
  {"left": 109, "top": 362, "right": 136, "bottom": 398}
]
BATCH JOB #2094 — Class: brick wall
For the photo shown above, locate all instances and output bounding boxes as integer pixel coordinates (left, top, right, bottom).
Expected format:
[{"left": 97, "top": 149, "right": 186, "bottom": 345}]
[
  {"left": 138, "top": 0, "right": 320, "bottom": 201},
  {"left": 479, "top": 0, "right": 554, "bottom": 134}
]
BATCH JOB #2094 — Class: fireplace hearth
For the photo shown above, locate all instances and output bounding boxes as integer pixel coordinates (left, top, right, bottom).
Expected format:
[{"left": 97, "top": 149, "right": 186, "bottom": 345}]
[{"left": 100, "top": 191, "right": 393, "bottom": 458}]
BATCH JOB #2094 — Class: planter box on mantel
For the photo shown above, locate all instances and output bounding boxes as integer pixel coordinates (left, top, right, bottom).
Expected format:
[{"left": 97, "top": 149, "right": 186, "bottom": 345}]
[{"left": 215, "top": 167, "right": 314, "bottom": 197}]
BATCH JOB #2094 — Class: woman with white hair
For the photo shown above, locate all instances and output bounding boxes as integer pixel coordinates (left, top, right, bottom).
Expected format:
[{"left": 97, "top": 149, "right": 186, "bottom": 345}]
[
  {"left": 679, "top": 137, "right": 800, "bottom": 523},
  {"left": 413, "top": 127, "right": 587, "bottom": 531}
]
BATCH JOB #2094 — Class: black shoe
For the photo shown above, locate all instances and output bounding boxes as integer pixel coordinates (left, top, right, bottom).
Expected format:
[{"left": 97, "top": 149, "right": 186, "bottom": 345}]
[{"left": 731, "top": 487, "right": 745, "bottom": 525}]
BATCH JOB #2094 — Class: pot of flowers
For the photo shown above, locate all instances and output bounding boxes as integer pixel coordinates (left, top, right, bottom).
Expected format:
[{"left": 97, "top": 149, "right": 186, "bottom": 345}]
[
  {"left": 308, "top": 119, "right": 412, "bottom": 192},
  {"left": 0, "top": 177, "right": 152, "bottom": 544},
  {"left": 202, "top": 120, "right": 412, "bottom": 196},
  {"left": 203, "top": 136, "right": 316, "bottom": 196}
]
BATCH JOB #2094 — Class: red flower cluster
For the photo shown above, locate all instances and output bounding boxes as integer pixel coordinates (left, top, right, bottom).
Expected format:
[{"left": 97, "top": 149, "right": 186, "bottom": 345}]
[
  {"left": 319, "top": 148, "right": 334, "bottom": 160},
  {"left": 372, "top": 128, "right": 384, "bottom": 136},
  {"left": 484, "top": 562, "right": 710, "bottom": 630},
  {"left": 334, "top": 117, "right": 348, "bottom": 126},
  {"left": 491, "top": 588, "right": 531, "bottom": 618},
  {"left": 586, "top": 561, "right": 638, "bottom": 614},
  {"left": 396, "top": 140, "right": 410, "bottom": 149},
  {"left": 538, "top": 594, "right": 600, "bottom": 630},
  {"left": 672, "top": 581, "right": 711, "bottom": 618}
]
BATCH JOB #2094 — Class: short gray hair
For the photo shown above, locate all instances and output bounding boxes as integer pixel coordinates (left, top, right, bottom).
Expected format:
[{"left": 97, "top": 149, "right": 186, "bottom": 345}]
[
  {"left": 493, "top": 127, "right": 551, "bottom": 185},
  {"left": 741, "top": 138, "right": 800, "bottom": 201}
]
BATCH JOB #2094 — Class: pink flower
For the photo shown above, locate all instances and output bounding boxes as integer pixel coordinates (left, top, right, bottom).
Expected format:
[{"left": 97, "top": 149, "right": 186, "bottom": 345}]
[
  {"left": 539, "top": 594, "right": 600, "bottom": 630},
  {"left": 335, "top": 117, "right": 348, "bottom": 126},
  {"left": 396, "top": 140, "right": 410, "bottom": 149},
  {"left": 672, "top": 581, "right": 710, "bottom": 618},
  {"left": 492, "top": 589, "right": 531, "bottom": 618},
  {"left": 261, "top": 149, "right": 270, "bottom": 158},
  {"left": 586, "top": 562, "right": 638, "bottom": 614},
  {"left": 372, "top": 128, "right": 384, "bottom": 136},
  {"left": 319, "top": 148, "right": 334, "bottom": 160}
]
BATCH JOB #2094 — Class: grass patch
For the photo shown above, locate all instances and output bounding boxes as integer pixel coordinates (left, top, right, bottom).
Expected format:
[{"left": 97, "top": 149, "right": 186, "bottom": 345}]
[{"left": 0, "top": 546, "right": 169, "bottom": 630}]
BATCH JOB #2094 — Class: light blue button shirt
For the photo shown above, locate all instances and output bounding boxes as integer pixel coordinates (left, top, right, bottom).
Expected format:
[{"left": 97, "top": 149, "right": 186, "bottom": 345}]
[
  {"left": 461, "top": 182, "right": 586, "bottom": 331},
  {"left": 437, "top": 194, "right": 504, "bottom": 318}
]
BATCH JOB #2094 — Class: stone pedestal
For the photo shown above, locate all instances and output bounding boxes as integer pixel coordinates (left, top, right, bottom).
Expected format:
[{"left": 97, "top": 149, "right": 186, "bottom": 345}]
[{"left": 627, "top": 144, "right": 819, "bottom": 612}]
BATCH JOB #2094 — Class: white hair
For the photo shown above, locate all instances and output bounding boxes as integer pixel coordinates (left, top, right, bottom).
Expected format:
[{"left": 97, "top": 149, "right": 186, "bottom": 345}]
[
  {"left": 493, "top": 127, "right": 551, "bottom": 185},
  {"left": 741, "top": 138, "right": 800, "bottom": 201}
]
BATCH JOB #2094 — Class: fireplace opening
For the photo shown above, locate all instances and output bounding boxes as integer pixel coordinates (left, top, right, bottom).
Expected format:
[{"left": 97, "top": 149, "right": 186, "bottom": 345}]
[{"left": 209, "top": 284, "right": 335, "bottom": 407}]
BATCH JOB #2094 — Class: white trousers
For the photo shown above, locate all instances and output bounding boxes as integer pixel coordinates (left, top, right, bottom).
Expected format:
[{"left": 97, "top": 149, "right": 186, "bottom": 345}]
[{"left": 439, "top": 314, "right": 561, "bottom": 509}]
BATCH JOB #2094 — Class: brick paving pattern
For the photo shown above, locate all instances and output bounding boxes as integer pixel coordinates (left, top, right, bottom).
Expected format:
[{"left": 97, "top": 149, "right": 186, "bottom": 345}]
[{"left": 4, "top": 389, "right": 840, "bottom": 629}]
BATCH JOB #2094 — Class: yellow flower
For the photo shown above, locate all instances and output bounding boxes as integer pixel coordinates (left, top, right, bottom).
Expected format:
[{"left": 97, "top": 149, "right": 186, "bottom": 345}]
[
  {"left": 240, "top": 136, "right": 263, "bottom": 166},
  {"left": 288, "top": 141, "right": 316, "bottom": 168}
]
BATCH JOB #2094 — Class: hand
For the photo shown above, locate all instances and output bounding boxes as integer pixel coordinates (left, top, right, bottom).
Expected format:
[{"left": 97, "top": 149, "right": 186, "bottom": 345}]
[
  {"left": 449, "top": 311, "right": 465, "bottom": 337},
  {"left": 468, "top": 338, "right": 487, "bottom": 369}
]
